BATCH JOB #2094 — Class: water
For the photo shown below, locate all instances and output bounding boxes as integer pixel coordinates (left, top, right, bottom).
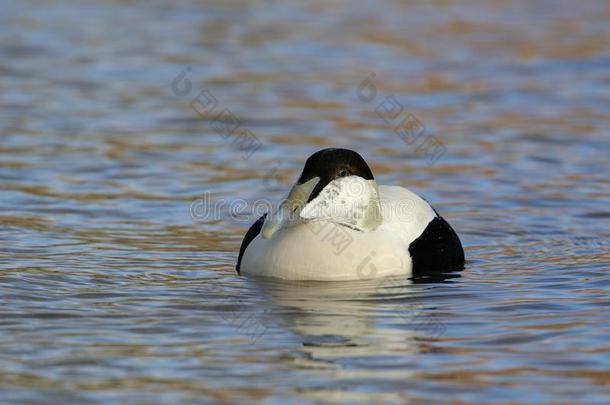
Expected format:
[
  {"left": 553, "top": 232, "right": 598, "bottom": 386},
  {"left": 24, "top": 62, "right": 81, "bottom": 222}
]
[{"left": 1, "top": 0, "right": 610, "bottom": 403}]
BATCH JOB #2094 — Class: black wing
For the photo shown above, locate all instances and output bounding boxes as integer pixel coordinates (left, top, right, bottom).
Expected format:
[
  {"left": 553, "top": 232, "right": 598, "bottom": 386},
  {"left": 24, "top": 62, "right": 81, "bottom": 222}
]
[{"left": 236, "top": 214, "right": 266, "bottom": 273}]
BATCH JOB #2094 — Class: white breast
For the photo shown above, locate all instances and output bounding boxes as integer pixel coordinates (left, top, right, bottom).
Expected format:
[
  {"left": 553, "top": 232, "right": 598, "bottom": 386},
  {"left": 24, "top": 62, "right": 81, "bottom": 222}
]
[{"left": 240, "top": 185, "right": 436, "bottom": 281}]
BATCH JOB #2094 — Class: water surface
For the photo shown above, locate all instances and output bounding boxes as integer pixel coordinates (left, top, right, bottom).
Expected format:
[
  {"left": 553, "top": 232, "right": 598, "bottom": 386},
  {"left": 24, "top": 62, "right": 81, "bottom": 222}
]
[{"left": 1, "top": 0, "right": 610, "bottom": 403}]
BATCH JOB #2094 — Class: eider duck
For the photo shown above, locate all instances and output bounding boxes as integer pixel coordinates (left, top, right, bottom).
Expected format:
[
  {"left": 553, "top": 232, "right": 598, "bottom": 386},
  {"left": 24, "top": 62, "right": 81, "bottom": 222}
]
[{"left": 237, "top": 148, "right": 464, "bottom": 280}]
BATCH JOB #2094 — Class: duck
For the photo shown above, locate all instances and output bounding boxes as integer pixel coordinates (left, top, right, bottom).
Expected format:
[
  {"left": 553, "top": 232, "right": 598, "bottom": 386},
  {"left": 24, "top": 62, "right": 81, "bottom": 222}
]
[{"left": 236, "top": 148, "right": 464, "bottom": 280}]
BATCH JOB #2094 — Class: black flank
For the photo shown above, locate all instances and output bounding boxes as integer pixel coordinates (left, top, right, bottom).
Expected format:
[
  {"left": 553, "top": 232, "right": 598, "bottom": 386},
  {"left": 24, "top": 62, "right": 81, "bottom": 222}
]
[{"left": 408, "top": 215, "right": 465, "bottom": 276}]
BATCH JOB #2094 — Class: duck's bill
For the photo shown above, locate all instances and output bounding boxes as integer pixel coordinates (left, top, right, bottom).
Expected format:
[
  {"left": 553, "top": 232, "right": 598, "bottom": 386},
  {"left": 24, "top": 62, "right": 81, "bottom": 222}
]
[{"left": 261, "top": 177, "right": 319, "bottom": 239}]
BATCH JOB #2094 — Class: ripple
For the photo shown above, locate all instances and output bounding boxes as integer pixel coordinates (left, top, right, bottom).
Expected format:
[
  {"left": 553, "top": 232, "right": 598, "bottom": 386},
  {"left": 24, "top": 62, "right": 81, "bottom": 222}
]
[{"left": 1, "top": 0, "right": 610, "bottom": 403}]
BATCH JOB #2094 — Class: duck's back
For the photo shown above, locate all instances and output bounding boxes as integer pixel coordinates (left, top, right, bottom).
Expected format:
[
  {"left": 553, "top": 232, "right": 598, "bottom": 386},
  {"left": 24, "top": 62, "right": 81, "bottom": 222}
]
[
  {"left": 378, "top": 185, "right": 465, "bottom": 276},
  {"left": 376, "top": 185, "right": 437, "bottom": 245}
]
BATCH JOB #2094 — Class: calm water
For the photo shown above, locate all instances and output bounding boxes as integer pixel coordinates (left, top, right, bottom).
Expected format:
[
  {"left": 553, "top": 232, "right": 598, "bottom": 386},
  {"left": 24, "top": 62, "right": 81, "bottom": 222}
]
[{"left": 1, "top": 0, "right": 610, "bottom": 403}]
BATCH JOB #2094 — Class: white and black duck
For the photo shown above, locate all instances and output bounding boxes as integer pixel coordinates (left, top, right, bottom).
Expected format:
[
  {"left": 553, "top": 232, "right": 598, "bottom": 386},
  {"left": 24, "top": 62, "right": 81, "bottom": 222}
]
[{"left": 237, "top": 148, "right": 464, "bottom": 280}]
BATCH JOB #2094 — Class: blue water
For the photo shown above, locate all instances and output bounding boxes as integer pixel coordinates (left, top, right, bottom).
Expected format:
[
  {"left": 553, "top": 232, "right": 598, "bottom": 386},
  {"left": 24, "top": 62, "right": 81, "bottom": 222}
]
[{"left": 1, "top": 0, "right": 610, "bottom": 403}]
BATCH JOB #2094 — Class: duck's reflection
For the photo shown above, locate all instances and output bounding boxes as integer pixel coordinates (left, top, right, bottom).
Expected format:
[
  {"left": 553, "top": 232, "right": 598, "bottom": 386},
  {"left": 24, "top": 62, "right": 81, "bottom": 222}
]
[
  {"left": 252, "top": 278, "right": 380, "bottom": 345},
  {"left": 247, "top": 272, "right": 459, "bottom": 351}
]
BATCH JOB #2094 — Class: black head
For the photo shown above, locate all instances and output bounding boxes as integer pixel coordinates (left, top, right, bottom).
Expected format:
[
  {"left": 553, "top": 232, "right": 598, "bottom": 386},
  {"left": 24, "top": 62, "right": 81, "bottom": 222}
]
[{"left": 297, "top": 148, "right": 374, "bottom": 202}]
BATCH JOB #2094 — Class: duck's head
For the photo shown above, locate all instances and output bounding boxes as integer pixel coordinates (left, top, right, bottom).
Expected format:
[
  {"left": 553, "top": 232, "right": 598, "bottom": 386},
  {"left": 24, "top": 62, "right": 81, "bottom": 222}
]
[{"left": 261, "top": 148, "right": 382, "bottom": 239}]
